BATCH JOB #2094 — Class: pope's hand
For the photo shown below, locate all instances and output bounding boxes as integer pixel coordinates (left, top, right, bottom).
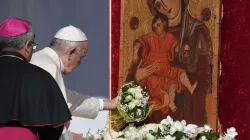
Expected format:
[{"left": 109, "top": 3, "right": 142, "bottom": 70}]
[
  {"left": 103, "top": 97, "right": 117, "bottom": 111},
  {"left": 135, "top": 61, "right": 158, "bottom": 82}
]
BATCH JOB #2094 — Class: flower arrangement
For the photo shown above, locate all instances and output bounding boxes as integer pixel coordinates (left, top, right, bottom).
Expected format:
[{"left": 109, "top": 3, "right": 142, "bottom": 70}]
[
  {"left": 86, "top": 82, "right": 238, "bottom": 140},
  {"left": 85, "top": 116, "right": 238, "bottom": 140},
  {"left": 116, "top": 81, "right": 151, "bottom": 122}
]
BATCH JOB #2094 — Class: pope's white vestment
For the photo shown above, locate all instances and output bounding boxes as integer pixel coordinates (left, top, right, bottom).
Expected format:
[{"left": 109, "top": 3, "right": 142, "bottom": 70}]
[{"left": 30, "top": 47, "right": 103, "bottom": 140}]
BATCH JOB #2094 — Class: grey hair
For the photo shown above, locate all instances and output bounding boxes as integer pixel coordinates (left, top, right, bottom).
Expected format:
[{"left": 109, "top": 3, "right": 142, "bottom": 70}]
[
  {"left": 0, "top": 27, "right": 35, "bottom": 51},
  {"left": 50, "top": 38, "right": 82, "bottom": 53}
]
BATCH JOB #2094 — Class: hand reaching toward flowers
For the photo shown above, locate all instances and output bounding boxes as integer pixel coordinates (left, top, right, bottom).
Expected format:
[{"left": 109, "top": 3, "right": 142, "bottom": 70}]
[{"left": 103, "top": 97, "right": 117, "bottom": 110}]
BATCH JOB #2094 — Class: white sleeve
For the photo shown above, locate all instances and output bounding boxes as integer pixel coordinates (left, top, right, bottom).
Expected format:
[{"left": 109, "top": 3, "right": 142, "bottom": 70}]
[
  {"left": 59, "top": 129, "right": 73, "bottom": 140},
  {"left": 72, "top": 97, "right": 101, "bottom": 119},
  {"left": 99, "top": 99, "right": 104, "bottom": 111}
]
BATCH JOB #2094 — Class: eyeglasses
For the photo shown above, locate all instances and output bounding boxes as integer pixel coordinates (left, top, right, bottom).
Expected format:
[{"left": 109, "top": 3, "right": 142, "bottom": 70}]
[
  {"left": 28, "top": 40, "right": 38, "bottom": 50},
  {"left": 32, "top": 42, "right": 38, "bottom": 50}
]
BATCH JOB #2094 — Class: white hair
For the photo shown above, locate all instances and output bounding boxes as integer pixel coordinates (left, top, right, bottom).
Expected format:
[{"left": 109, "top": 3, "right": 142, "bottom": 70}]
[
  {"left": 0, "top": 27, "right": 35, "bottom": 51},
  {"left": 50, "top": 38, "right": 82, "bottom": 53}
]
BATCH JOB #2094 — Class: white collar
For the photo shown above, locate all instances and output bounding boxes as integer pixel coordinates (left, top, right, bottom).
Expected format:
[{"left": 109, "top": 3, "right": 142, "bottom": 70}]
[{"left": 42, "top": 47, "right": 65, "bottom": 73}]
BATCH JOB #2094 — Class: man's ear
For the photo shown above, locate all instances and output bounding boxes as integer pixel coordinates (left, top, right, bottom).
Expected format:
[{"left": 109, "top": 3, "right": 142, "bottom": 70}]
[
  {"left": 67, "top": 47, "right": 76, "bottom": 61},
  {"left": 24, "top": 40, "right": 32, "bottom": 53}
]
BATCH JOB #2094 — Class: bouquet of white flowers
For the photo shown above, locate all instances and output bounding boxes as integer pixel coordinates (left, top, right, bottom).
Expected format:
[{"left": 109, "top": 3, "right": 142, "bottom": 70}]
[{"left": 116, "top": 81, "right": 151, "bottom": 123}]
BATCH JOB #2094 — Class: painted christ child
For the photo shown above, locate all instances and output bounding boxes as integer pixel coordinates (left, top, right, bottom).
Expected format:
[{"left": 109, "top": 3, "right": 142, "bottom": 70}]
[{"left": 134, "top": 13, "right": 197, "bottom": 114}]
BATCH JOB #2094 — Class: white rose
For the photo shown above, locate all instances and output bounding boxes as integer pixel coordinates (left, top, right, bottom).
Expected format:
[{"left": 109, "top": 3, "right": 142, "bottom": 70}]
[
  {"left": 128, "top": 88, "right": 136, "bottom": 95},
  {"left": 138, "top": 127, "right": 149, "bottom": 135},
  {"left": 181, "top": 120, "right": 186, "bottom": 126},
  {"left": 136, "top": 109, "right": 142, "bottom": 116},
  {"left": 128, "top": 126, "right": 137, "bottom": 132},
  {"left": 196, "top": 127, "right": 205, "bottom": 133},
  {"left": 218, "top": 135, "right": 236, "bottom": 140},
  {"left": 184, "top": 124, "right": 198, "bottom": 133},
  {"left": 103, "top": 131, "right": 113, "bottom": 140},
  {"left": 200, "top": 136, "right": 208, "bottom": 140},
  {"left": 226, "top": 127, "right": 238, "bottom": 138},
  {"left": 173, "top": 121, "right": 184, "bottom": 131},
  {"left": 204, "top": 124, "right": 212, "bottom": 132},
  {"left": 144, "top": 124, "right": 158, "bottom": 132},
  {"left": 133, "top": 99, "right": 141, "bottom": 106},
  {"left": 130, "top": 132, "right": 143, "bottom": 140},
  {"left": 134, "top": 86, "right": 143, "bottom": 93},
  {"left": 165, "top": 135, "right": 176, "bottom": 140},
  {"left": 124, "top": 95, "right": 132, "bottom": 102},
  {"left": 170, "top": 126, "right": 177, "bottom": 135},
  {"left": 161, "top": 116, "right": 174, "bottom": 125},
  {"left": 145, "top": 133, "right": 154, "bottom": 140},
  {"left": 124, "top": 131, "right": 131, "bottom": 138},
  {"left": 94, "top": 134, "right": 103, "bottom": 139},
  {"left": 158, "top": 124, "right": 165, "bottom": 132},
  {"left": 134, "top": 92, "right": 143, "bottom": 100},
  {"left": 110, "top": 131, "right": 119, "bottom": 138},
  {"left": 128, "top": 102, "right": 136, "bottom": 110},
  {"left": 229, "top": 127, "right": 236, "bottom": 132}
]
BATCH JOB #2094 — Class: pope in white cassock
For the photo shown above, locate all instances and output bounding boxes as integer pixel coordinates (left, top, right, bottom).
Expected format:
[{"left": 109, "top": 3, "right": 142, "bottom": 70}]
[{"left": 30, "top": 25, "right": 116, "bottom": 140}]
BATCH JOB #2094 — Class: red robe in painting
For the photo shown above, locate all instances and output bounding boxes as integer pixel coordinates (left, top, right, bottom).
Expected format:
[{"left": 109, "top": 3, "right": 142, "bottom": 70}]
[{"left": 138, "top": 32, "right": 184, "bottom": 122}]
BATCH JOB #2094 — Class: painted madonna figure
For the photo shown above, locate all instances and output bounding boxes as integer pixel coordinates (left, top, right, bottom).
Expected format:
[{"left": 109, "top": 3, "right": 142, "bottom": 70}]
[{"left": 127, "top": 0, "right": 213, "bottom": 126}]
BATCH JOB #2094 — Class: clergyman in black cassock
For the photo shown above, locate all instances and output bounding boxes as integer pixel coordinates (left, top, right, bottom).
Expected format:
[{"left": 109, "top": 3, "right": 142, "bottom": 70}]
[{"left": 0, "top": 18, "right": 71, "bottom": 140}]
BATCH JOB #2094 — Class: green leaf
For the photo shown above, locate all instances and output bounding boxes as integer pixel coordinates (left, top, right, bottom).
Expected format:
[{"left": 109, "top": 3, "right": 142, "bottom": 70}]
[
  {"left": 157, "top": 128, "right": 162, "bottom": 134},
  {"left": 195, "top": 132, "right": 219, "bottom": 140},
  {"left": 173, "top": 131, "right": 188, "bottom": 140},
  {"left": 122, "top": 86, "right": 129, "bottom": 92},
  {"left": 118, "top": 134, "right": 125, "bottom": 138},
  {"left": 149, "top": 130, "right": 156, "bottom": 136},
  {"left": 121, "top": 91, "right": 131, "bottom": 97}
]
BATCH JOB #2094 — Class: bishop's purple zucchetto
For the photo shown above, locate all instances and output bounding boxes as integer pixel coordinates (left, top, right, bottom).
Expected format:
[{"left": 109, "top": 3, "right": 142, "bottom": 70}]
[{"left": 0, "top": 17, "right": 30, "bottom": 37}]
